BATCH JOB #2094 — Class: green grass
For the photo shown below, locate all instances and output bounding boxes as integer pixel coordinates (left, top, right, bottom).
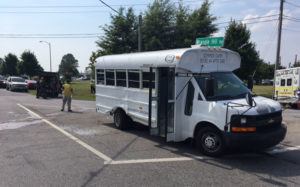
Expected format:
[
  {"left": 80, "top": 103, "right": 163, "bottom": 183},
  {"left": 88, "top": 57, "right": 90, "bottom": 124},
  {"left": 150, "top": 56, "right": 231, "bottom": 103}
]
[
  {"left": 252, "top": 85, "right": 273, "bottom": 98},
  {"left": 27, "top": 80, "right": 96, "bottom": 101},
  {"left": 72, "top": 80, "right": 95, "bottom": 101},
  {"left": 28, "top": 81, "right": 273, "bottom": 101}
]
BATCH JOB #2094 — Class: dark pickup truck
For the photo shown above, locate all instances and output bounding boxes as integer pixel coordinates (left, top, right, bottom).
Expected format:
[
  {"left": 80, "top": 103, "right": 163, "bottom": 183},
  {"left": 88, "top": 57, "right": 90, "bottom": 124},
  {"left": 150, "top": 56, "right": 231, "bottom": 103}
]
[{"left": 37, "top": 72, "right": 62, "bottom": 98}]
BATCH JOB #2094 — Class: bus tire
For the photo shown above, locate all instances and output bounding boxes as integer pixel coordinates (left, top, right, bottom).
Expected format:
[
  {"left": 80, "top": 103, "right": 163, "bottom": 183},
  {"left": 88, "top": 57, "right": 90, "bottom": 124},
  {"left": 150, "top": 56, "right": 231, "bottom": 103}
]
[
  {"left": 114, "top": 109, "right": 128, "bottom": 130},
  {"left": 195, "top": 126, "right": 225, "bottom": 157}
]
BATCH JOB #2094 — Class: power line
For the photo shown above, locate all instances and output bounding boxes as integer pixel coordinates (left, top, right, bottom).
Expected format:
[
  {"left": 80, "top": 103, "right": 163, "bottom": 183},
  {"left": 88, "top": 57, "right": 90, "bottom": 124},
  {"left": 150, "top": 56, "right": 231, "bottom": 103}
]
[
  {"left": 0, "top": 10, "right": 110, "bottom": 14},
  {"left": 0, "top": 33, "right": 102, "bottom": 36},
  {"left": 215, "top": 14, "right": 279, "bottom": 25},
  {"left": 0, "top": 36, "right": 99, "bottom": 38},
  {"left": 285, "top": 1, "right": 300, "bottom": 8},
  {"left": 283, "top": 28, "right": 300, "bottom": 32},
  {"left": 98, "top": 0, "right": 122, "bottom": 14},
  {"left": 0, "top": 0, "right": 200, "bottom": 9}
]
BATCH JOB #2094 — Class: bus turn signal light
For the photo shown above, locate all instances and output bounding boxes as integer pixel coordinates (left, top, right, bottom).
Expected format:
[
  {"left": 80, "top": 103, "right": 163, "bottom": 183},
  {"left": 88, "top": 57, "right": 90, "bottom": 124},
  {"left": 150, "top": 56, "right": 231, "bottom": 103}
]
[{"left": 231, "top": 127, "right": 256, "bottom": 132}]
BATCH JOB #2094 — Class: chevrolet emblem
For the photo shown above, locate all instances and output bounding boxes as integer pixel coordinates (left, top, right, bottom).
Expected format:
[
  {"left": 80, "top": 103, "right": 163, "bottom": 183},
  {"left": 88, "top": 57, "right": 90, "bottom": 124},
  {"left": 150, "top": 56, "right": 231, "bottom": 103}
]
[{"left": 268, "top": 119, "right": 275, "bottom": 124}]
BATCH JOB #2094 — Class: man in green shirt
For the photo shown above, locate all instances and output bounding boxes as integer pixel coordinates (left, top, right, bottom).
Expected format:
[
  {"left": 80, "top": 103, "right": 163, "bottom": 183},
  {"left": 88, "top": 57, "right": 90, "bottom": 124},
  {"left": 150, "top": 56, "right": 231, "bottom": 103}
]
[{"left": 61, "top": 80, "right": 73, "bottom": 112}]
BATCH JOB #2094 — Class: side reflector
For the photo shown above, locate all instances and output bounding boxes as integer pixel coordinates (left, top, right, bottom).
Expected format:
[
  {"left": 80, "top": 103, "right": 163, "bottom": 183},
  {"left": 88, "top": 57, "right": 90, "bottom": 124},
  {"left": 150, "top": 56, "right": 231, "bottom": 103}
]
[
  {"left": 231, "top": 127, "right": 256, "bottom": 132},
  {"left": 176, "top": 56, "right": 180, "bottom": 59}
]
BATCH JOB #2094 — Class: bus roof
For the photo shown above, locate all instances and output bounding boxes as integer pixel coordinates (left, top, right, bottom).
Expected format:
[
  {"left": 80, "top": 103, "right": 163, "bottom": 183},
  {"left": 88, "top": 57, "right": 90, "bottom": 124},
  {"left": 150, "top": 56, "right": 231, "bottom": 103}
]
[{"left": 95, "top": 46, "right": 241, "bottom": 73}]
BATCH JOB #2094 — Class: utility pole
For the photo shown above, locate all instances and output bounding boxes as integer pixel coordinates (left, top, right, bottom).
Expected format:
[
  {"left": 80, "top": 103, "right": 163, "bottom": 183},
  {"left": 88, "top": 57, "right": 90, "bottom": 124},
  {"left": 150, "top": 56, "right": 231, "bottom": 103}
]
[
  {"left": 273, "top": 0, "right": 284, "bottom": 99},
  {"left": 138, "top": 15, "right": 142, "bottom": 52},
  {"left": 295, "top": 54, "right": 298, "bottom": 66}
]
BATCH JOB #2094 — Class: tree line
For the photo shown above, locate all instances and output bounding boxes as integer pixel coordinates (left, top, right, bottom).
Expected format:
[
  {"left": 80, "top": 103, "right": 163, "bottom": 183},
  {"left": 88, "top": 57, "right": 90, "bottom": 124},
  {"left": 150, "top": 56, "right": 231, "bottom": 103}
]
[
  {"left": 0, "top": 51, "right": 43, "bottom": 78},
  {"left": 90, "top": 0, "right": 297, "bottom": 83},
  {"left": 0, "top": 51, "right": 80, "bottom": 80}
]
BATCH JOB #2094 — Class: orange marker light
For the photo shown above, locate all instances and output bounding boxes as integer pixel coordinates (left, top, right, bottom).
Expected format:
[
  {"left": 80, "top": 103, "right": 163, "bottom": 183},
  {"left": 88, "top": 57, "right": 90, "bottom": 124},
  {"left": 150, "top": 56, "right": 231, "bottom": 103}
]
[
  {"left": 231, "top": 127, "right": 256, "bottom": 132},
  {"left": 176, "top": 56, "right": 180, "bottom": 59}
]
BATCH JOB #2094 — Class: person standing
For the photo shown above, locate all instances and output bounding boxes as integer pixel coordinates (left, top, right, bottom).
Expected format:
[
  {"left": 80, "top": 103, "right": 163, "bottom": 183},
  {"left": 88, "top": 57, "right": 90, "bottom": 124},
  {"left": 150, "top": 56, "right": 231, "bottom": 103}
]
[
  {"left": 36, "top": 76, "right": 44, "bottom": 99},
  {"left": 61, "top": 80, "right": 73, "bottom": 112},
  {"left": 90, "top": 79, "right": 95, "bottom": 94}
]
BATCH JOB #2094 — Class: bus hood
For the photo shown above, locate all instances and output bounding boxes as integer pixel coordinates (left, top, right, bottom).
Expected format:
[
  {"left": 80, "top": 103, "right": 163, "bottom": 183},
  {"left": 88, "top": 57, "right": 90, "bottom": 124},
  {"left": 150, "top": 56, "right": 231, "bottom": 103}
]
[{"left": 221, "top": 96, "right": 281, "bottom": 115}]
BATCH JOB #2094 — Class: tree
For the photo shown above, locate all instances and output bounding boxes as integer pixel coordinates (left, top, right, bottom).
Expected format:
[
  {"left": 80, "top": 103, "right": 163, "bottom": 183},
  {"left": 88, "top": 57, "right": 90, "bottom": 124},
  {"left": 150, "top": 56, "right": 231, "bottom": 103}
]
[
  {"left": 18, "top": 50, "right": 43, "bottom": 78},
  {"left": 224, "top": 21, "right": 260, "bottom": 80},
  {"left": 58, "top": 53, "right": 79, "bottom": 80},
  {"left": 184, "top": 0, "right": 218, "bottom": 46},
  {"left": 143, "top": 0, "right": 176, "bottom": 51},
  {"left": 96, "top": 7, "right": 138, "bottom": 56},
  {"left": 174, "top": 2, "right": 189, "bottom": 48},
  {"left": 1, "top": 53, "right": 18, "bottom": 76},
  {"left": 254, "top": 61, "right": 274, "bottom": 83},
  {"left": 293, "top": 61, "right": 300, "bottom": 67},
  {"left": 88, "top": 51, "right": 101, "bottom": 80}
]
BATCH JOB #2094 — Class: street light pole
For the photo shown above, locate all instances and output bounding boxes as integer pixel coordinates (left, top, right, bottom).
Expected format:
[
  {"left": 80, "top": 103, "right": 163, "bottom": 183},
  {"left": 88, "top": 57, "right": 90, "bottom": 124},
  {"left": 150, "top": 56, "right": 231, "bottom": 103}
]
[{"left": 40, "top": 41, "right": 52, "bottom": 72}]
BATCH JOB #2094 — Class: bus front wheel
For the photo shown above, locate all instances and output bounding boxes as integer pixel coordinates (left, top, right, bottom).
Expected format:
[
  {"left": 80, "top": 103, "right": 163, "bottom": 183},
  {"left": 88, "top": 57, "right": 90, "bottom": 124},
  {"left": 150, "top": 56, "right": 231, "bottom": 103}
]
[
  {"left": 113, "top": 109, "right": 128, "bottom": 130},
  {"left": 195, "top": 126, "right": 225, "bottom": 157}
]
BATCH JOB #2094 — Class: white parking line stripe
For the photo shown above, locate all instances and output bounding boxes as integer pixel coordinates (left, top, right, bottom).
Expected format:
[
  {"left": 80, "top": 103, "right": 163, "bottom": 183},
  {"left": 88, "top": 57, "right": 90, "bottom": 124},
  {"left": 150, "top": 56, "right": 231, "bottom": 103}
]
[
  {"left": 17, "top": 103, "right": 112, "bottom": 162},
  {"left": 104, "top": 156, "right": 211, "bottom": 165},
  {"left": 266, "top": 145, "right": 300, "bottom": 154}
]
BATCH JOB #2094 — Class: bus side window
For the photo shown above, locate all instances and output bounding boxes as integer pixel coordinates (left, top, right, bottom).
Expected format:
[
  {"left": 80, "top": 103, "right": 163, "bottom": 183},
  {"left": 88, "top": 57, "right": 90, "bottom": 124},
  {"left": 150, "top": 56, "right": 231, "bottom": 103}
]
[
  {"left": 287, "top": 78, "right": 292, "bottom": 86},
  {"left": 184, "top": 82, "right": 195, "bottom": 116},
  {"left": 116, "top": 70, "right": 126, "bottom": 87},
  {"left": 96, "top": 69, "right": 104, "bottom": 84},
  {"left": 280, "top": 79, "right": 285, "bottom": 86},
  {"left": 106, "top": 70, "right": 115, "bottom": 86},
  {"left": 128, "top": 70, "right": 140, "bottom": 88},
  {"left": 142, "top": 71, "right": 155, "bottom": 89}
]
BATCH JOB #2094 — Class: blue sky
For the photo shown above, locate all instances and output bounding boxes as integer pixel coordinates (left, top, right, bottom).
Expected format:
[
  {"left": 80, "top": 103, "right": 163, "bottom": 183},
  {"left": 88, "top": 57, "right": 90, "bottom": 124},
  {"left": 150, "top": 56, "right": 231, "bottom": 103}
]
[{"left": 0, "top": 0, "right": 299, "bottom": 72}]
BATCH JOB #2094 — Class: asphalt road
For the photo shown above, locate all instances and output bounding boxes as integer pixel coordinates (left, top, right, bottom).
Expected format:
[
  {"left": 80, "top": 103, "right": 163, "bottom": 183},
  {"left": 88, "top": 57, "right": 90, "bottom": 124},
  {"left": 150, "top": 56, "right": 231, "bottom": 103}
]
[{"left": 0, "top": 89, "right": 300, "bottom": 186}]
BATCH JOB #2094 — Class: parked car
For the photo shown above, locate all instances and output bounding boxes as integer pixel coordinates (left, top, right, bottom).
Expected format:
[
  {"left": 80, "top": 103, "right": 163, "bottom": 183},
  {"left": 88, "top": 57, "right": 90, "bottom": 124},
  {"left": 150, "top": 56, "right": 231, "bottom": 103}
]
[
  {"left": 262, "top": 79, "right": 273, "bottom": 85},
  {"left": 6, "top": 76, "right": 28, "bottom": 92},
  {"left": 26, "top": 80, "right": 37, "bottom": 89},
  {"left": 0, "top": 75, "right": 6, "bottom": 88}
]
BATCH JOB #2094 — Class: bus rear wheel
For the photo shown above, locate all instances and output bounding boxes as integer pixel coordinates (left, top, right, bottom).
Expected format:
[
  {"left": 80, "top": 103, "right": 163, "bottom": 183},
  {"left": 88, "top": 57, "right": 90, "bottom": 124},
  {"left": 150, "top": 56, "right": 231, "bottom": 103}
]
[
  {"left": 113, "top": 109, "right": 129, "bottom": 130},
  {"left": 195, "top": 126, "right": 225, "bottom": 157}
]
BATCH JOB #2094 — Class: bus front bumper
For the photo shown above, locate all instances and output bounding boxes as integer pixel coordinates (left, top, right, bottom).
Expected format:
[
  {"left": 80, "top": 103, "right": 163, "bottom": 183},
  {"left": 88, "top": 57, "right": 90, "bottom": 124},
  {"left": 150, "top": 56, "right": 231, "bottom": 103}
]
[{"left": 222, "top": 124, "right": 287, "bottom": 150}]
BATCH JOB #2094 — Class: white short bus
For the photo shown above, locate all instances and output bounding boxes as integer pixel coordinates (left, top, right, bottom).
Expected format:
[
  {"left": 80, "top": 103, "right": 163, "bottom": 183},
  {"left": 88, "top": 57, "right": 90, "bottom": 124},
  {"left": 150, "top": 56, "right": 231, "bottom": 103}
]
[
  {"left": 275, "top": 68, "right": 300, "bottom": 108},
  {"left": 95, "top": 46, "right": 286, "bottom": 156}
]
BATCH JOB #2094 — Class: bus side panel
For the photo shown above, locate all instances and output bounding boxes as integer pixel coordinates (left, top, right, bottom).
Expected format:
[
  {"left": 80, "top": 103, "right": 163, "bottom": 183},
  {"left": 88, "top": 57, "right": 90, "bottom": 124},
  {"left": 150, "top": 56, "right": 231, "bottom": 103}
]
[{"left": 96, "top": 85, "right": 157, "bottom": 126}]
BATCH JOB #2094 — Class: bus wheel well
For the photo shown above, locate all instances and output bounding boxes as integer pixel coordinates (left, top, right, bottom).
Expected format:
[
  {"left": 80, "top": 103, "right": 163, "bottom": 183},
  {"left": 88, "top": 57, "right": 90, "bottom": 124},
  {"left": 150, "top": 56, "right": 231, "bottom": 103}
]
[{"left": 193, "top": 122, "right": 220, "bottom": 139}]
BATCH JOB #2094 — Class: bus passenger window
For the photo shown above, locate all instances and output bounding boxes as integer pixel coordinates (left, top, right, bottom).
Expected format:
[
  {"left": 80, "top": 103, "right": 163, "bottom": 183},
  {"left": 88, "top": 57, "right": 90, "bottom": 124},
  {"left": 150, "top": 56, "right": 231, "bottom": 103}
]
[
  {"left": 116, "top": 70, "right": 126, "bottom": 87},
  {"left": 184, "top": 82, "right": 195, "bottom": 116},
  {"left": 128, "top": 70, "right": 140, "bottom": 88},
  {"left": 280, "top": 79, "right": 285, "bottom": 86},
  {"left": 96, "top": 69, "right": 104, "bottom": 84},
  {"left": 106, "top": 70, "right": 115, "bottom": 86},
  {"left": 142, "top": 71, "right": 155, "bottom": 89},
  {"left": 287, "top": 79, "right": 292, "bottom": 86}
]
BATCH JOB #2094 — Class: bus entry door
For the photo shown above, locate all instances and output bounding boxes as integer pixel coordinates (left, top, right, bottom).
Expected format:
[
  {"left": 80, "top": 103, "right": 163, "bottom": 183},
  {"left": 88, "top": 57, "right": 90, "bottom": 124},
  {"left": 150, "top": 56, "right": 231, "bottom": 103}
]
[{"left": 148, "top": 67, "right": 175, "bottom": 141}]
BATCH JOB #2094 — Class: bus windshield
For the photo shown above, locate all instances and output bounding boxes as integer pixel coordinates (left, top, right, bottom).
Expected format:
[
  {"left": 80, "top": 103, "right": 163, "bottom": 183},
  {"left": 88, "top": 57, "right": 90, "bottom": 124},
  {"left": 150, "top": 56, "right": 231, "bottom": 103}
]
[{"left": 195, "top": 72, "right": 253, "bottom": 101}]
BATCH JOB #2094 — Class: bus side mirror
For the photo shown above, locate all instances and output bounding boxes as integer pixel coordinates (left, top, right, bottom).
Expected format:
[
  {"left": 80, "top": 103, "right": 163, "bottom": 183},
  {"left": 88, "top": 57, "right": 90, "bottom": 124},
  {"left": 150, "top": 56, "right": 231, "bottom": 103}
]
[
  {"left": 205, "top": 78, "right": 215, "bottom": 97},
  {"left": 246, "top": 92, "right": 253, "bottom": 107},
  {"left": 248, "top": 75, "right": 253, "bottom": 91}
]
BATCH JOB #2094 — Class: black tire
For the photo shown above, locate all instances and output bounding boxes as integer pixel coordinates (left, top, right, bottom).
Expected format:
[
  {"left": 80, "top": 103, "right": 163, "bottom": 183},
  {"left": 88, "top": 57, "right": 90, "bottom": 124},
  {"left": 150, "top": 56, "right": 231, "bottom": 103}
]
[
  {"left": 195, "top": 126, "right": 225, "bottom": 157},
  {"left": 113, "top": 109, "right": 129, "bottom": 130}
]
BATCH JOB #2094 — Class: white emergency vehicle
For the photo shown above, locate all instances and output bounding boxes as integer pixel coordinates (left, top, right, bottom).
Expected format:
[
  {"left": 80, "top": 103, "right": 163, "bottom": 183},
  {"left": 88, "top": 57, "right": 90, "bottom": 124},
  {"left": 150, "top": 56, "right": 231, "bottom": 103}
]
[
  {"left": 95, "top": 46, "right": 286, "bottom": 156},
  {"left": 274, "top": 67, "right": 300, "bottom": 107}
]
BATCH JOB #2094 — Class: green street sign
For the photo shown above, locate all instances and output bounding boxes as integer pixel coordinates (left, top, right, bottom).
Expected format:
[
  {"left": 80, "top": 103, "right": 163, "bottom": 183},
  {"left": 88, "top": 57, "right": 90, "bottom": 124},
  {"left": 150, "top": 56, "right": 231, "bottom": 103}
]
[{"left": 195, "top": 37, "right": 224, "bottom": 47}]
